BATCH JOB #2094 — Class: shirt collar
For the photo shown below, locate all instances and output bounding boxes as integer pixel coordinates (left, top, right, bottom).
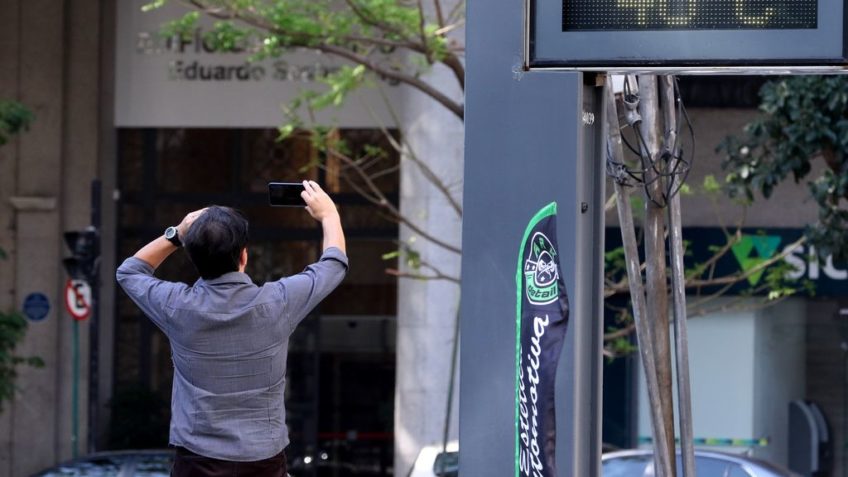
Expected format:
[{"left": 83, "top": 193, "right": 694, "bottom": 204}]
[{"left": 197, "top": 271, "right": 254, "bottom": 287}]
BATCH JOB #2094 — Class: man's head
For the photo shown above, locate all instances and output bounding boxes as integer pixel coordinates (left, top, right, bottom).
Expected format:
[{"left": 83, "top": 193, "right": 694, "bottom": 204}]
[{"left": 183, "top": 206, "right": 249, "bottom": 279}]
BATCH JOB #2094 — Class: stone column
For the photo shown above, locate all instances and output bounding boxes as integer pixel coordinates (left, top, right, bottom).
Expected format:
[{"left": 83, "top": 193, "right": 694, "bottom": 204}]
[
  {"left": 395, "top": 59, "right": 464, "bottom": 474},
  {"left": 0, "top": 0, "right": 106, "bottom": 474},
  {"left": 9, "top": 0, "right": 66, "bottom": 473}
]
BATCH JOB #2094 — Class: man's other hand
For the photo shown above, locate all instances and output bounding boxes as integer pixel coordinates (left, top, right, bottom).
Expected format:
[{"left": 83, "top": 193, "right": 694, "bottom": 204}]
[
  {"left": 177, "top": 208, "right": 208, "bottom": 237},
  {"left": 301, "top": 181, "right": 339, "bottom": 222}
]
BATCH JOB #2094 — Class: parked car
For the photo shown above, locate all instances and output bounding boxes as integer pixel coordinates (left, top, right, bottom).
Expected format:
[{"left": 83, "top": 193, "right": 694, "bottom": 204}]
[
  {"left": 408, "top": 441, "right": 458, "bottom": 477},
  {"left": 602, "top": 449, "right": 802, "bottom": 477},
  {"left": 32, "top": 450, "right": 297, "bottom": 477},
  {"left": 31, "top": 450, "right": 174, "bottom": 477}
]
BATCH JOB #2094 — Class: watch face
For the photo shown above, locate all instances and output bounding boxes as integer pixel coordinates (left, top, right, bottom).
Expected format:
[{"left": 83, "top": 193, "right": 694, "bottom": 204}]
[{"left": 165, "top": 227, "right": 177, "bottom": 239}]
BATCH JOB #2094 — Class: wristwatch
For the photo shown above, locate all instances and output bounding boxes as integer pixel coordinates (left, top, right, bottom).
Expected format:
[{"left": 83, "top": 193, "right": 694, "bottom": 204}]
[{"left": 164, "top": 226, "right": 182, "bottom": 247}]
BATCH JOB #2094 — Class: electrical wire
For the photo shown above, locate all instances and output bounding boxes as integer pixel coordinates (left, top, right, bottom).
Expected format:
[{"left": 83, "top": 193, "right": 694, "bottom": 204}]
[{"left": 605, "top": 76, "right": 695, "bottom": 208}]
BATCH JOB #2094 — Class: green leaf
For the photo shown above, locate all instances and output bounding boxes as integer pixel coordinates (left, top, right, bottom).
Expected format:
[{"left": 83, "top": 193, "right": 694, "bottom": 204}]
[
  {"left": 141, "top": 0, "right": 167, "bottom": 13},
  {"left": 702, "top": 174, "right": 721, "bottom": 193},
  {"left": 720, "top": 75, "right": 848, "bottom": 260},
  {"left": 382, "top": 251, "right": 400, "bottom": 260},
  {"left": 0, "top": 100, "right": 33, "bottom": 147}
]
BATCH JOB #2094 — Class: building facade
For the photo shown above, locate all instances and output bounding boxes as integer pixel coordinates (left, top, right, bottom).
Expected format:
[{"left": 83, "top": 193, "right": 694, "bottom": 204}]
[
  {"left": 3, "top": 1, "right": 847, "bottom": 476},
  {"left": 0, "top": 1, "right": 462, "bottom": 475}
]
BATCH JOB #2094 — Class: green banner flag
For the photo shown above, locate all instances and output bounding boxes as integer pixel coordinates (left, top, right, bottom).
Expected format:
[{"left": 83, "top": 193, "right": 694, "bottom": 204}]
[{"left": 515, "top": 202, "right": 570, "bottom": 477}]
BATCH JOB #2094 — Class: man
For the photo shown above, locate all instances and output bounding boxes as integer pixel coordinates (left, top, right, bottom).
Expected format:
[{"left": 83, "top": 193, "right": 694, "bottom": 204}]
[{"left": 116, "top": 180, "right": 347, "bottom": 476}]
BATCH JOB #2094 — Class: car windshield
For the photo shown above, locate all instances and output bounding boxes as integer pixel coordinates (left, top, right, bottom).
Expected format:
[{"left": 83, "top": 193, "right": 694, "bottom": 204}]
[
  {"left": 602, "top": 454, "right": 651, "bottom": 477},
  {"left": 132, "top": 453, "right": 172, "bottom": 476},
  {"left": 35, "top": 453, "right": 174, "bottom": 477},
  {"left": 36, "top": 456, "right": 125, "bottom": 477}
]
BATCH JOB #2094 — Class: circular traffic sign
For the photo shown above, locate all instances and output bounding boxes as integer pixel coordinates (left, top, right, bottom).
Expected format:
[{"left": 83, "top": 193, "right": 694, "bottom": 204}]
[
  {"left": 64, "top": 279, "right": 91, "bottom": 321},
  {"left": 22, "top": 293, "right": 50, "bottom": 322}
]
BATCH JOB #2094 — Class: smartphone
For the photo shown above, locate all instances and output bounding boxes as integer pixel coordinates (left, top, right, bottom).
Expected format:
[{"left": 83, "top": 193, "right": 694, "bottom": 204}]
[{"left": 268, "top": 182, "right": 306, "bottom": 207}]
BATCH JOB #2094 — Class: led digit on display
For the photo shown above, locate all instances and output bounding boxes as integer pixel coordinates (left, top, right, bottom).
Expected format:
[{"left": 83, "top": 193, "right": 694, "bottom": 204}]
[{"left": 562, "top": 0, "right": 817, "bottom": 31}]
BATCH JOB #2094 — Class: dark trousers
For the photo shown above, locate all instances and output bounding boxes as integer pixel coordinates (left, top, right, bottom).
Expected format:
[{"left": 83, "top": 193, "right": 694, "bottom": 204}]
[{"left": 171, "top": 446, "right": 287, "bottom": 477}]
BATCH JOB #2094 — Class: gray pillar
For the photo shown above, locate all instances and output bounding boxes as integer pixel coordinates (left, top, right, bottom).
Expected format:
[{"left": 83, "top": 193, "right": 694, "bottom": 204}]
[
  {"left": 395, "top": 59, "right": 465, "bottom": 474},
  {"left": 461, "top": 0, "right": 605, "bottom": 475},
  {"left": 0, "top": 0, "right": 109, "bottom": 473},
  {"left": 10, "top": 0, "right": 66, "bottom": 473}
]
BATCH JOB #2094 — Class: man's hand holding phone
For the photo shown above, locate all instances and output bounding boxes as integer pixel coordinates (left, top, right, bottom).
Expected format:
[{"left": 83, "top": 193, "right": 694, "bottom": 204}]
[
  {"left": 301, "top": 180, "right": 345, "bottom": 254},
  {"left": 300, "top": 180, "right": 338, "bottom": 222},
  {"left": 267, "top": 180, "right": 344, "bottom": 253}
]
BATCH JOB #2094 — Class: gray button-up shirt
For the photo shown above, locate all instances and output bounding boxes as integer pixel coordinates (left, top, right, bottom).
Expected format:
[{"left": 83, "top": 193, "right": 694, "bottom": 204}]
[{"left": 116, "top": 247, "right": 348, "bottom": 461}]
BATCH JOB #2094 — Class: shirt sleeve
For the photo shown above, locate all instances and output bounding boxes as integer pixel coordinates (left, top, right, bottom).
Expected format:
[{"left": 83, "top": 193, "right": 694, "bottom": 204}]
[
  {"left": 115, "top": 256, "right": 185, "bottom": 332},
  {"left": 277, "top": 247, "right": 349, "bottom": 333}
]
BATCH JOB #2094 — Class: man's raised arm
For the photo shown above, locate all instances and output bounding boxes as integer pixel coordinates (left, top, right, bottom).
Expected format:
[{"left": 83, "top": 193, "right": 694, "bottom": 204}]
[
  {"left": 131, "top": 208, "right": 206, "bottom": 270},
  {"left": 301, "top": 180, "right": 346, "bottom": 255}
]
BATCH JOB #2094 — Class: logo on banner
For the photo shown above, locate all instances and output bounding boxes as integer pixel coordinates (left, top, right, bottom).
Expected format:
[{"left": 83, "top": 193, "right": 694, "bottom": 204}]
[
  {"left": 524, "top": 232, "right": 560, "bottom": 305},
  {"left": 515, "top": 203, "right": 570, "bottom": 477}
]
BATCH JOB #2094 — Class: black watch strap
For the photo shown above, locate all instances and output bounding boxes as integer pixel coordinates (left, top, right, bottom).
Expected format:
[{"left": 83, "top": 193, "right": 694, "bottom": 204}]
[{"left": 164, "top": 226, "right": 182, "bottom": 247}]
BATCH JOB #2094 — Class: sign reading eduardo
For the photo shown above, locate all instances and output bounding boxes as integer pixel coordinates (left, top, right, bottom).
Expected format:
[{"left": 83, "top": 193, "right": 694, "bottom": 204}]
[{"left": 515, "top": 202, "right": 570, "bottom": 477}]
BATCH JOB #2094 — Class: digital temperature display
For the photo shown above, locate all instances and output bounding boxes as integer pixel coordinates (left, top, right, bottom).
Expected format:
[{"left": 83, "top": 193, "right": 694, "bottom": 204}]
[
  {"left": 562, "top": 0, "right": 818, "bottom": 31},
  {"left": 529, "top": 0, "right": 843, "bottom": 70}
]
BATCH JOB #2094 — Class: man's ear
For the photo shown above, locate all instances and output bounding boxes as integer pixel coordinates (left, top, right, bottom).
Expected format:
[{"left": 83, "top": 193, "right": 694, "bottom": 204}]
[{"left": 239, "top": 247, "right": 248, "bottom": 270}]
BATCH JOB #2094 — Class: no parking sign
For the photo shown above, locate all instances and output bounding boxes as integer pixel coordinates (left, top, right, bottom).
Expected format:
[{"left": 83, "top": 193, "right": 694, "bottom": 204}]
[{"left": 64, "top": 279, "right": 91, "bottom": 321}]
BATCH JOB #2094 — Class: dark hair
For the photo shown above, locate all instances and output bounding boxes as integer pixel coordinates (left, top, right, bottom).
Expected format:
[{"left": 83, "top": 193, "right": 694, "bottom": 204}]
[{"left": 183, "top": 206, "right": 249, "bottom": 279}]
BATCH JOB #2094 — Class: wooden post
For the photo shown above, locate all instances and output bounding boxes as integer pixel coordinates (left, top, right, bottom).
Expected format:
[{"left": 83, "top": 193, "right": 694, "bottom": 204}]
[
  {"left": 604, "top": 77, "right": 675, "bottom": 477},
  {"left": 660, "top": 75, "right": 696, "bottom": 477}
]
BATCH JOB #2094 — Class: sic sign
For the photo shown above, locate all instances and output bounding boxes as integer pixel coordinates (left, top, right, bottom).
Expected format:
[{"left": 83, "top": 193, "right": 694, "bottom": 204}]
[{"left": 527, "top": 0, "right": 848, "bottom": 70}]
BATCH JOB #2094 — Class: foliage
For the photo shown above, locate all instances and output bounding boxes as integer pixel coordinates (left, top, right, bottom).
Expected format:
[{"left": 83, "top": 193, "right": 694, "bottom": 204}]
[
  {"left": 718, "top": 75, "right": 848, "bottom": 262},
  {"left": 145, "top": 0, "right": 465, "bottom": 121},
  {"left": 151, "top": 0, "right": 465, "bottom": 278},
  {"left": 0, "top": 100, "right": 33, "bottom": 147},
  {"left": 602, "top": 175, "right": 811, "bottom": 359},
  {"left": 0, "top": 311, "right": 45, "bottom": 413},
  {"left": 0, "top": 100, "right": 42, "bottom": 413}
]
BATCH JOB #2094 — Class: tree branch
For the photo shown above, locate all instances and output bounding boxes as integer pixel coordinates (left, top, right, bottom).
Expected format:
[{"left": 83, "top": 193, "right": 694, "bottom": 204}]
[
  {"left": 604, "top": 322, "right": 636, "bottom": 341},
  {"left": 385, "top": 268, "right": 460, "bottom": 283},
  {"left": 433, "top": 0, "right": 446, "bottom": 28},
  {"left": 441, "top": 53, "right": 465, "bottom": 91},
  {"left": 184, "top": 1, "right": 465, "bottom": 119},
  {"left": 343, "top": 0, "right": 415, "bottom": 44},
  {"left": 332, "top": 147, "right": 462, "bottom": 254},
  {"left": 685, "top": 236, "right": 805, "bottom": 288},
  {"left": 319, "top": 43, "right": 464, "bottom": 119},
  {"left": 416, "top": 0, "right": 434, "bottom": 65},
  {"left": 371, "top": 88, "right": 463, "bottom": 217}
]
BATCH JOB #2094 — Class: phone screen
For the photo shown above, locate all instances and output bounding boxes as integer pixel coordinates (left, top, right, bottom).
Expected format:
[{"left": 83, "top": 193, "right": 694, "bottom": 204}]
[{"left": 268, "top": 182, "right": 306, "bottom": 207}]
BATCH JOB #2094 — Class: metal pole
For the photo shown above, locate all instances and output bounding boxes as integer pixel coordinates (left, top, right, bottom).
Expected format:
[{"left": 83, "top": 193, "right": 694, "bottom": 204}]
[
  {"left": 604, "top": 77, "right": 675, "bottom": 477},
  {"left": 660, "top": 76, "right": 696, "bottom": 477},
  {"left": 635, "top": 75, "right": 676, "bottom": 477},
  {"left": 443, "top": 299, "right": 460, "bottom": 455},
  {"left": 72, "top": 320, "right": 80, "bottom": 459},
  {"left": 88, "top": 179, "right": 101, "bottom": 453}
]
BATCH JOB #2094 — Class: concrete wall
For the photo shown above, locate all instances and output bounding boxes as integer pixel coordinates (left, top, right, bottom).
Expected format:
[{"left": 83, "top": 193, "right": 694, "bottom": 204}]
[
  {"left": 636, "top": 298, "right": 806, "bottom": 466},
  {"left": 805, "top": 299, "right": 848, "bottom": 476},
  {"left": 0, "top": 0, "right": 113, "bottom": 474},
  {"left": 753, "top": 299, "right": 806, "bottom": 467},
  {"left": 638, "top": 306, "right": 758, "bottom": 446}
]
